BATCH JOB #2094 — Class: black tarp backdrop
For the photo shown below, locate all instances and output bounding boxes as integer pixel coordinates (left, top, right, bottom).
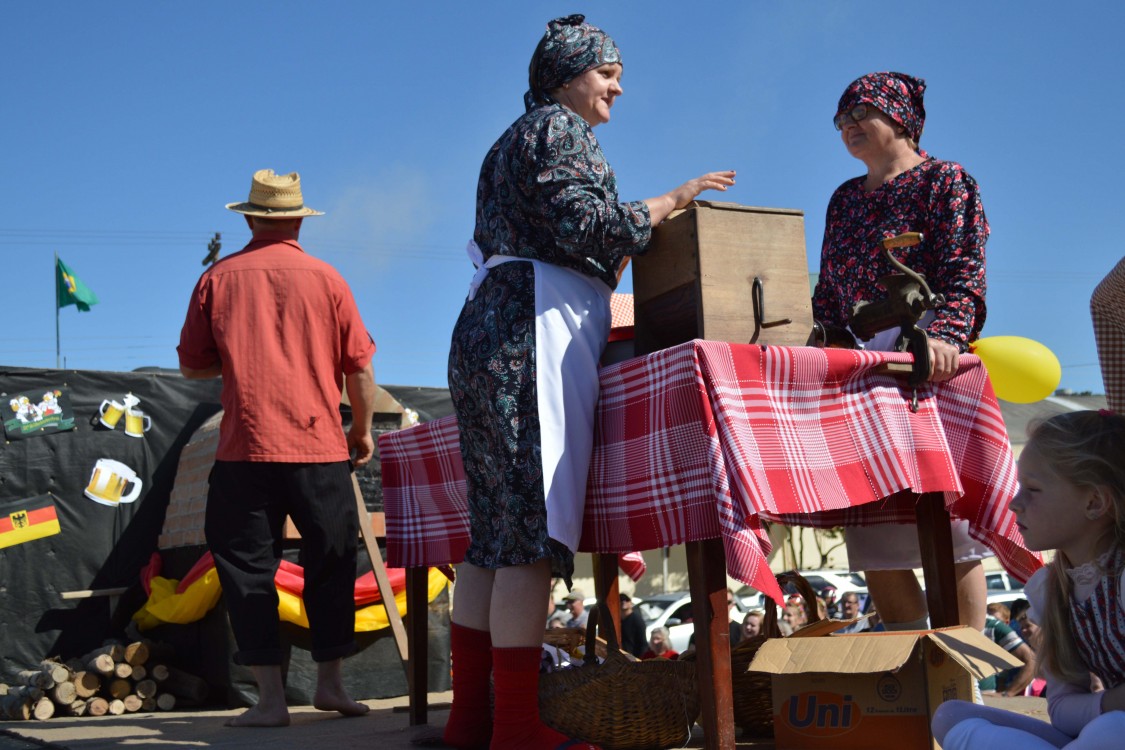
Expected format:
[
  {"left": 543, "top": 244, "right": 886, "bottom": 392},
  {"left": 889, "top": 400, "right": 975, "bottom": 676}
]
[
  {"left": 0, "top": 367, "right": 455, "bottom": 701},
  {"left": 147, "top": 384, "right": 459, "bottom": 706},
  {"left": 0, "top": 365, "right": 222, "bottom": 680}
]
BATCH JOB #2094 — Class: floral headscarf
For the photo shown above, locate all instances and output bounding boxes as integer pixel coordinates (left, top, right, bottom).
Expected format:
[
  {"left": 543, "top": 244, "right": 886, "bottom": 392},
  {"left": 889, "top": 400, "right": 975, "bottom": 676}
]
[
  {"left": 524, "top": 14, "right": 621, "bottom": 112},
  {"left": 836, "top": 71, "right": 927, "bottom": 144}
]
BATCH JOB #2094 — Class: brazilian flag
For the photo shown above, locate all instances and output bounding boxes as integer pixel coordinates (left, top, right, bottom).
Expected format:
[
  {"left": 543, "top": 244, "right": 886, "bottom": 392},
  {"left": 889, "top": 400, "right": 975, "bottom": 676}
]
[{"left": 56, "top": 257, "right": 99, "bottom": 311}]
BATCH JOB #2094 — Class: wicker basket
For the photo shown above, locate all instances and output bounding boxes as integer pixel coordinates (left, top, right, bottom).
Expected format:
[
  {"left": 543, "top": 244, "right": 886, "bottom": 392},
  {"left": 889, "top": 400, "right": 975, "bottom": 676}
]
[
  {"left": 732, "top": 571, "right": 823, "bottom": 737},
  {"left": 539, "top": 603, "right": 700, "bottom": 750}
]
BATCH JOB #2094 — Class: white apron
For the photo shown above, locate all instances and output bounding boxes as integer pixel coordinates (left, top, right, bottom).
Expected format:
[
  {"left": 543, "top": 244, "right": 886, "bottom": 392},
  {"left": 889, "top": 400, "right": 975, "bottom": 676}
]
[{"left": 466, "top": 241, "right": 611, "bottom": 554}]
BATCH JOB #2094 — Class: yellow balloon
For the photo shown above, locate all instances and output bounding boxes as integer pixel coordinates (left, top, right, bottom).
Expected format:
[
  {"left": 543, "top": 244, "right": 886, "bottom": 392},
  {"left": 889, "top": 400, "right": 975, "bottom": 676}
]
[{"left": 970, "top": 336, "right": 1061, "bottom": 404}]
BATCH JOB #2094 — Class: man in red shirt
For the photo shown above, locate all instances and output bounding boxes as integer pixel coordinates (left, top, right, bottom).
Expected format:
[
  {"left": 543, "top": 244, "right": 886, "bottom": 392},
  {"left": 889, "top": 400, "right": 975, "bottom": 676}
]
[{"left": 178, "top": 169, "right": 376, "bottom": 727}]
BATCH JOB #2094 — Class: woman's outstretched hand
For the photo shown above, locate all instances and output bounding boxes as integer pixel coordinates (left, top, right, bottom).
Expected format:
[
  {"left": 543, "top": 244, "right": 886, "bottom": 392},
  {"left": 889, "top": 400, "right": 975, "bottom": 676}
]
[{"left": 645, "top": 170, "right": 736, "bottom": 225}]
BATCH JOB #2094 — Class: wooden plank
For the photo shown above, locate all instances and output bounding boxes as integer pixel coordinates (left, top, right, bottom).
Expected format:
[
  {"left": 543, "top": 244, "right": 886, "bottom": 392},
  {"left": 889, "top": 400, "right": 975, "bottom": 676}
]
[
  {"left": 874, "top": 362, "right": 916, "bottom": 377},
  {"left": 686, "top": 538, "right": 736, "bottom": 750},
  {"left": 915, "top": 491, "right": 959, "bottom": 628},
  {"left": 352, "top": 476, "right": 409, "bottom": 664},
  {"left": 59, "top": 587, "right": 129, "bottom": 600},
  {"left": 284, "top": 512, "right": 385, "bottom": 540}
]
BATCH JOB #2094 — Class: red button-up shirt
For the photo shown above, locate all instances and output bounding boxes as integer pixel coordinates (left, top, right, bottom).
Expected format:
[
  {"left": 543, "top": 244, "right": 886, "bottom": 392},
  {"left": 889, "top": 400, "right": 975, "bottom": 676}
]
[{"left": 177, "top": 232, "right": 375, "bottom": 462}]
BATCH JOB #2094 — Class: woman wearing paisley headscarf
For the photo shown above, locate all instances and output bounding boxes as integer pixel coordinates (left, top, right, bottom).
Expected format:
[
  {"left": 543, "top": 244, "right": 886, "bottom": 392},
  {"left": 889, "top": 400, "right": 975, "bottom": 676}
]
[
  {"left": 812, "top": 72, "right": 992, "bottom": 634},
  {"left": 443, "top": 15, "right": 734, "bottom": 750}
]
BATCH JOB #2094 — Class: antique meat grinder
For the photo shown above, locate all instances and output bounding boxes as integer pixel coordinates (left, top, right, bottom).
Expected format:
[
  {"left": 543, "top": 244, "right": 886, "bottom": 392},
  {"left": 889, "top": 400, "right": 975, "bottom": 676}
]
[{"left": 816, "top": 231, "right": 945, "bottom": 407}]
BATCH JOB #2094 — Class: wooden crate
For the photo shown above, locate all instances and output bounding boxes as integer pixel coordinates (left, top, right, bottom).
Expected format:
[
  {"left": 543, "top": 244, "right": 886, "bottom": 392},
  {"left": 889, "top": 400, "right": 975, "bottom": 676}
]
[{"left": 632, "top": 201, "right": 815, "bottom": 356}]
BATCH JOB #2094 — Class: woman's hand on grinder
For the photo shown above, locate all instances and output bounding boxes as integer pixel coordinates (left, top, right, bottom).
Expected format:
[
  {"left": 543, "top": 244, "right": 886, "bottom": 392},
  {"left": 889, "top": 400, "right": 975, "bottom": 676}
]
[
  {"left": 928, "top": 337, "right": 961, "bottom": 382},
  {"left": 645, "top": 170, "right": 736, "bottom": 225}
]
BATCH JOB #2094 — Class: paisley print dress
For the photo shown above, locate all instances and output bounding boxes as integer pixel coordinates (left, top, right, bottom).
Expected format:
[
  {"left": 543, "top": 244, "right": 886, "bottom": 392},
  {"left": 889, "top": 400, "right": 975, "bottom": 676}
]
[
  {"left": 448, "top": 102, "right": 650, "bottom": 580},
  {"left": 812, "top": 154, "right": 988, "bottom": 350}
]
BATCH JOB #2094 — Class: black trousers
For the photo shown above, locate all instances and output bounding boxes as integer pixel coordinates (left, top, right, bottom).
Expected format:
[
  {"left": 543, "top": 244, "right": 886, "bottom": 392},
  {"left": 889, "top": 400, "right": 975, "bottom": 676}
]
[{"left": 205, "top": 460, "right": 358, "bottom": 666}]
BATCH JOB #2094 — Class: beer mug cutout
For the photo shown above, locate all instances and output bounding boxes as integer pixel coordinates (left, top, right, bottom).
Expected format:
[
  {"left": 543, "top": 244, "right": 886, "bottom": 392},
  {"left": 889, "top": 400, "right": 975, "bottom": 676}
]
[
  {"left": 124, "top": 409, "right": 152, "bottom": 438},
  {"left": 84, "top": 458, "right": 143, "bottom": 506},
  {"left": 98, "top": 400, "right": 126, "bottom": 429}
]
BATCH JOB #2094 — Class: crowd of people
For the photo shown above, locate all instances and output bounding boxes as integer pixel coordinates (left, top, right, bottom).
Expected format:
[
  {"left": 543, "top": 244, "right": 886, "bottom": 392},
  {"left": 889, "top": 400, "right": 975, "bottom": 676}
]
[{"left": 176, "top": 12, "right": 1125, "bottom": 749}]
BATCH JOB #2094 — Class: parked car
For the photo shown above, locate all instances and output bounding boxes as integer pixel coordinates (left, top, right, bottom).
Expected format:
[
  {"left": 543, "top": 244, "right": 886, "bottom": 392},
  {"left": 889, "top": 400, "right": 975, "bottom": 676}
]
[
  {"left": 793, "top": 569, "right": 867, "bottom": 598},
  {"left": 986, "top": 589, "right": 1026, "bottom": 611},
  {"left": 736, "top": 569, "right": 869, "bottom": 618},
  {"left": 985, "top": 570, "right": 1022, "bottom": 592},
  {"left": 635, "top": 591, "right": 743, "bottom": 653}
]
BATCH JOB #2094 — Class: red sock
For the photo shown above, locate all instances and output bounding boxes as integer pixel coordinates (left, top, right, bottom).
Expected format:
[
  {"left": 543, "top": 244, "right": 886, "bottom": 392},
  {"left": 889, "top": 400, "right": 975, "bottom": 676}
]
[
  {"left": 490, "top": 647, "right": 600, "bottom": 750},
  {"left": 443, "top": 623, "right": 493, "bottom": 750}
]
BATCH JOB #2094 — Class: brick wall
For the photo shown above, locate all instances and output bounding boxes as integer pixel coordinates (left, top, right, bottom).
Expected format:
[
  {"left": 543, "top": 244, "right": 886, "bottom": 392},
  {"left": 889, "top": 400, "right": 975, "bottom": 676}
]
[{"left": 157, "top": 412, "right": 220, "bottom": 549}]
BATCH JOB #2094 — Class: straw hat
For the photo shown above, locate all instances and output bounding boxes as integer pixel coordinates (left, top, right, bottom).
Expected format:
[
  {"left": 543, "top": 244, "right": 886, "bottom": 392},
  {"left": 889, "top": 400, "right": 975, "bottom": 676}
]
[{"left": 225, "top": 169, "right": 324, "bottom": 218}]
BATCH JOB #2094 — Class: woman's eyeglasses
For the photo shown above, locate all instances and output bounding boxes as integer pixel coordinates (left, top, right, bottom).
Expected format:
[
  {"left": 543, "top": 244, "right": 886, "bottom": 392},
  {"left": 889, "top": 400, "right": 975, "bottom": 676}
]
[{"left": 834, "top": 104, "right": 870, "bottom": 131}]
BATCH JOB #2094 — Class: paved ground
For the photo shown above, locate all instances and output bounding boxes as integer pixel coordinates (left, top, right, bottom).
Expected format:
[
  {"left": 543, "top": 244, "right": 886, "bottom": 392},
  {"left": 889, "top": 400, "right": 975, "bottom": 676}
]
[{"left": 0, "top": 692, "right": 1047, "bottom": 749}]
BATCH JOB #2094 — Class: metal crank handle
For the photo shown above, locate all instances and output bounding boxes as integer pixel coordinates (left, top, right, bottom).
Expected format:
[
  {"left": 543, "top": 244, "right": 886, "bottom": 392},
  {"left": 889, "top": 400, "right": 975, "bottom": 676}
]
[{"left": 881, "top": 232, "right": 923, "bottom": 250}]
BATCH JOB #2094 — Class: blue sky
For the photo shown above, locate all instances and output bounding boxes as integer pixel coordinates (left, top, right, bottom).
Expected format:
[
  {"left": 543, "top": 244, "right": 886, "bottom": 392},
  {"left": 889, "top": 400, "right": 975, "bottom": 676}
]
[{"left": 4, "top": 2, "right": 1122, "bottom": 394}]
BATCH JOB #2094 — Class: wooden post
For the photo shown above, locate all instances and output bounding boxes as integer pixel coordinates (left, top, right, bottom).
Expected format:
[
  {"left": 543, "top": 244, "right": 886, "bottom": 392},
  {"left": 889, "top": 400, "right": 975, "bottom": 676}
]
[
  {"left": 107, "top": 679, "right": 132, "bottom": 700},
  {"left": 591, "top": 554, "right": 621, "bottom": 643},
  {"left": 124, "top": 641, "right": 150, "bottom": 666},
  {"left": 85, "top": 697, "right": 109, "bottom": 717},
  {"left": 49, "top": 681, "right": 77, "bottom": 706},
  {"left": 31, "top": 696, "right": 55, "bottom": 721},
  {"left": 134, "top": 679, "right": 158, "bottom": 699},
  {"left": 73, "top": 673, "right": 100, "bottom": 698},
  {"left": 915, "top": 491, "right": 960, "bottom": 627},
  {"left": 85, "top": 654, "right": 114, "bottom": 676},
  {"left": 159, "top": 667, "right": 208, "bottom": 704},
  {"left": 686, "top": 538, "right": 735, "bottom": 750},
  {"left": 405, "top": 565, "right": 429, "bottom": 726}
]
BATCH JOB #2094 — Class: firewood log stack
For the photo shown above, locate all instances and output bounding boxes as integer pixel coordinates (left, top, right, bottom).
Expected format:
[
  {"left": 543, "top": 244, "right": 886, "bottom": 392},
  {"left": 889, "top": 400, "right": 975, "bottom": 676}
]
[{"left": 0, "top": 640, "right": 208, "bottom": 721}]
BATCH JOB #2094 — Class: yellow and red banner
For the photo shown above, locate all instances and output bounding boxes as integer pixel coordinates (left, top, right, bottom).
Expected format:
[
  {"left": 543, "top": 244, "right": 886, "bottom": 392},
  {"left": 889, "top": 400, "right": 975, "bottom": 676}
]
[
  {"left": 0, "top": 494, "right": 62, "bottom": 549},
  {"left": 132, "top": 551, "right": 447, "bottom": 632}
]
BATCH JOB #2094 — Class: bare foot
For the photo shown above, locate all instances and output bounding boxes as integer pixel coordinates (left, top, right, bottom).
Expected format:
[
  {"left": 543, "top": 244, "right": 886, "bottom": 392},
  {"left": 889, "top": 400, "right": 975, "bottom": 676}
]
[
  {"left": 313, "top": 686, "right": 370, "bottom": 717},
  {"left": 224, "top": 703, "right": 291, "bottom": 727}
]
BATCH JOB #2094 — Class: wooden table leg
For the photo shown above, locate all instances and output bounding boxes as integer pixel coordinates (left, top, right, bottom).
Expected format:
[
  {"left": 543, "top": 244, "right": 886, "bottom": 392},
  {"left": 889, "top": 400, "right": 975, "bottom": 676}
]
[
  {"left": 592, "top": 553, "right": 621, "bottom": 640},
  {"left": 915, "top": 491, "right": 959, "bottom": 628},
  {"left": 406, "top": 566, "right": 429, "bottom": 725},
  {"left": 686, "top": 538, "right": 735, "bottom": 750}
]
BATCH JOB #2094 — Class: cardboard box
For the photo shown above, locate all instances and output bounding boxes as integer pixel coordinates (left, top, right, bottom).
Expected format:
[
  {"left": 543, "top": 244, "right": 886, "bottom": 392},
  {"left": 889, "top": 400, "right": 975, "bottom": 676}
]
[
  {"left": 632, "top": 201, "right": 815, "bottom": 356},
  {"left": 748, "top": 627, "right": 1023, "bottom": 750}
]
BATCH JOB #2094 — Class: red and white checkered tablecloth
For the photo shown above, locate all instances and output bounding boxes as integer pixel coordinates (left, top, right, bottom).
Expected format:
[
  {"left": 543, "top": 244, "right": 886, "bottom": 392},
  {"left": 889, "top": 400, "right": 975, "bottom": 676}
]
[{"left": 380, "top": 340, "right": 1042, "bottom": 604}]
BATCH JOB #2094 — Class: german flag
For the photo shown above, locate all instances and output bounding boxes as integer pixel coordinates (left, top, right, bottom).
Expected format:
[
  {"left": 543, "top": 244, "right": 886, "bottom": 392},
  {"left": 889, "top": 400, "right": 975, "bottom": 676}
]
[{"left": 0, "top": 494, "right": 61, "bottom": 549}]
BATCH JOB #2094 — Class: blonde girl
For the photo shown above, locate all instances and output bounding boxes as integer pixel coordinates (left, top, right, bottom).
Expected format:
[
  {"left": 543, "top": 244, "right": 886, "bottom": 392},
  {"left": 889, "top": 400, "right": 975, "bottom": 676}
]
[{"left": 933, "top": 411, "right": 1125, "bottom": 748}]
